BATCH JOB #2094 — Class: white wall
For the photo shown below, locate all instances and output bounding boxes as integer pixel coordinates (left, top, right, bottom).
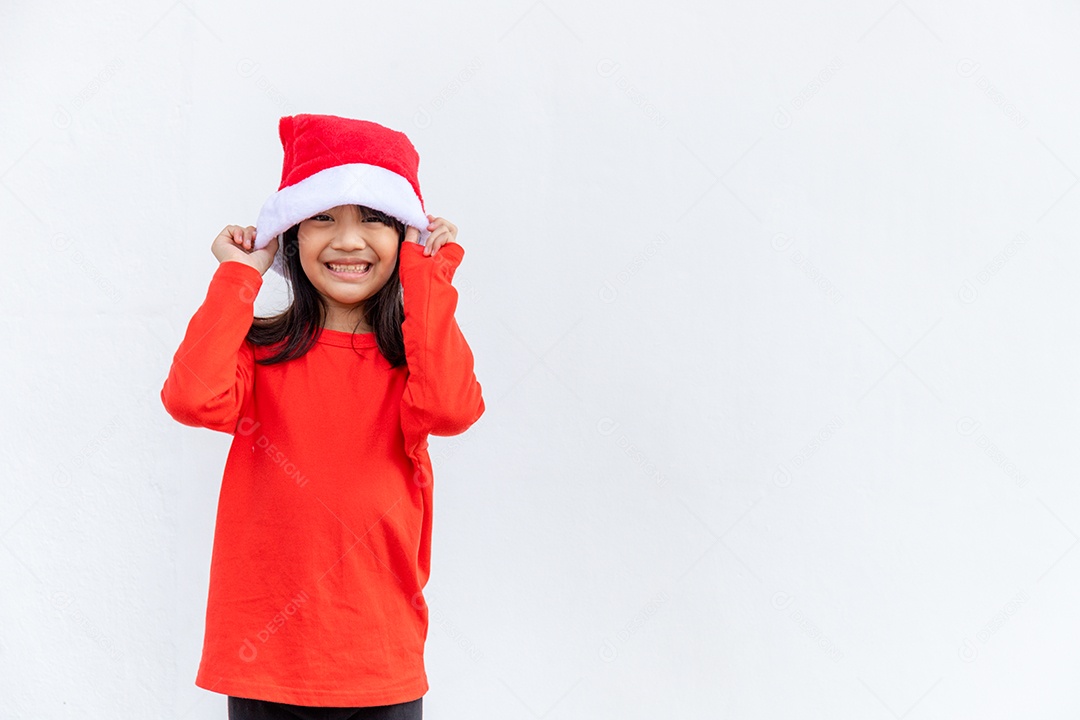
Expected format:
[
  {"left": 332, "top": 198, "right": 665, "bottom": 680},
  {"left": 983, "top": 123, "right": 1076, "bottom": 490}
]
[{"left": 3, "top": 0, "right": 1079, "bottom": 717}]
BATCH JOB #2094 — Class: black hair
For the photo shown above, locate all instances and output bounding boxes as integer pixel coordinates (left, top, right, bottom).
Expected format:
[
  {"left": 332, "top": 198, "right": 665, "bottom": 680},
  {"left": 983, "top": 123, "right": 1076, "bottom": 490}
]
[{"left": 245, "top": 204, "right": 408, "bottom": 367}]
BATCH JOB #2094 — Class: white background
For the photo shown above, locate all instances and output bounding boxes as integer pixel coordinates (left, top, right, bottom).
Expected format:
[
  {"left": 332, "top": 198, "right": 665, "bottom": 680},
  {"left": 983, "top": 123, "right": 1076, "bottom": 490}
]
[{"left": 3, "top": 1, "right": 1080, "bottom": 717}]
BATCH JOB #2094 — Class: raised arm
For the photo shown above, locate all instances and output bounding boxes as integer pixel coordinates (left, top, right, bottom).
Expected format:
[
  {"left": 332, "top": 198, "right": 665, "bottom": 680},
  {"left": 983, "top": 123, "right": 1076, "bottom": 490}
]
[
  {"left": 159, "top": 260, "right": 262, "bottom": 434},
  {"left": 398, "top": 240, "right": 485, "bottom": 449}
]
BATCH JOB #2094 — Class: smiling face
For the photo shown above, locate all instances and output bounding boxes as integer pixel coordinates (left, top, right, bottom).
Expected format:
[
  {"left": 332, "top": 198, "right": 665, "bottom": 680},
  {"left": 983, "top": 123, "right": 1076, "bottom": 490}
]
[{"left": 297, "top": 204, "right": 402, "bottom": 332}]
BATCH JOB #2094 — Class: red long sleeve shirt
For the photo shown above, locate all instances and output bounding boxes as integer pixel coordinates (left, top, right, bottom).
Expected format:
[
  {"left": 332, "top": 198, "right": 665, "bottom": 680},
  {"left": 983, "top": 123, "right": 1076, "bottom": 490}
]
[{"left": 160, "top": 241, "right": 484, "bottom": 706}]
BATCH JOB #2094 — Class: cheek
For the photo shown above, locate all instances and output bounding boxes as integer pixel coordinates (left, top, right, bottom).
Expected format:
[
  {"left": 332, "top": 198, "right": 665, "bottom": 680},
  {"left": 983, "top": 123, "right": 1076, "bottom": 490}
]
[{"left": 298, "top": 238, "right": 327, "bottom": 267}]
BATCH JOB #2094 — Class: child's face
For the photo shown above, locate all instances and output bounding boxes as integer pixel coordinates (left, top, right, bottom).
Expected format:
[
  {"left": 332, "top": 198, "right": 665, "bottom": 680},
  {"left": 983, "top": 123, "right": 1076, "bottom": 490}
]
[{"left": 297, "top": 204, "right": 400, "bottom": 316}]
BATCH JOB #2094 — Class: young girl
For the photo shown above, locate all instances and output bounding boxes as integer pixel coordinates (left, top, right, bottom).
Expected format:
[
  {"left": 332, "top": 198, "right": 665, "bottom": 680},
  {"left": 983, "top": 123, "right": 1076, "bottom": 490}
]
[{"left": 160, "top": 114, "right": 484, "bottom": 720}]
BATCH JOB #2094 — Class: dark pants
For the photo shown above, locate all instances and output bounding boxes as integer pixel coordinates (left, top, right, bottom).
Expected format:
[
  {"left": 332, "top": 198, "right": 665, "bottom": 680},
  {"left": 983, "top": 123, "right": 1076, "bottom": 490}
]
[{"left": 227, "top": 695, "right": 422, "bottom": 720}]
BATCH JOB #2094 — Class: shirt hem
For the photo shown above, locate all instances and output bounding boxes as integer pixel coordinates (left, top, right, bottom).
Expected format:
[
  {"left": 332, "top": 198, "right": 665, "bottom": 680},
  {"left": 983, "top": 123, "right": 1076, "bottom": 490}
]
[{"left": 194, "top": 672, "right": 428, "bottom": 707}]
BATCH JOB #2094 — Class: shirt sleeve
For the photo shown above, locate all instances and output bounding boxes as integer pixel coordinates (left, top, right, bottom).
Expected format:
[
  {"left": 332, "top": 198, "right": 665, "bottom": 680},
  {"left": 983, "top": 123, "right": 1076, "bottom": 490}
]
[
  {"left": 398, "top": 241, "right": 485, "bottom": 447},
  {"left": 159, "top": 260, "right": 262, "bottom": 435}
]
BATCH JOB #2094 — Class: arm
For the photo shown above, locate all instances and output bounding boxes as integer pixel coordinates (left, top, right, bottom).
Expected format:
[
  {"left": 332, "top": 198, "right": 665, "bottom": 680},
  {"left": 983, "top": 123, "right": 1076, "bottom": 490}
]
[
  {"left": 159, "top": 260, "right": 262, "bottom": 435},
  {"left": 399, "top": 241, "right": 485, "bottom": 447}
]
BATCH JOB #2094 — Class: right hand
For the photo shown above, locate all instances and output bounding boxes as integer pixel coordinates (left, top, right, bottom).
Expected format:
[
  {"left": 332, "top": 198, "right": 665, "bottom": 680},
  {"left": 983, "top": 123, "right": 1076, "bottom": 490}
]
[{"left": 211, "top": 225, "right": 279, "bottom": 275}]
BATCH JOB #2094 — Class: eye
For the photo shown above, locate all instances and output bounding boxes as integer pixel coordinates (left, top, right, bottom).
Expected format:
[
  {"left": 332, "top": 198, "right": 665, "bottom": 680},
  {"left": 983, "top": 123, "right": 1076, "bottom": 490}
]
[{"left": 310, "top": 213, "right": 332, "bottom": 222}]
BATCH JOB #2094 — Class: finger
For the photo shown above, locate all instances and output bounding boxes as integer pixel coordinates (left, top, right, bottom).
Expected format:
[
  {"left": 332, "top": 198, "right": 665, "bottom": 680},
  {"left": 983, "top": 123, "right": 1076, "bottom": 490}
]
[
  {"left": 423, "top": 228, "right": 444, "bottom": 255},
  {"left": 425, "top": 231, "right": 449, "bottom": 256}
]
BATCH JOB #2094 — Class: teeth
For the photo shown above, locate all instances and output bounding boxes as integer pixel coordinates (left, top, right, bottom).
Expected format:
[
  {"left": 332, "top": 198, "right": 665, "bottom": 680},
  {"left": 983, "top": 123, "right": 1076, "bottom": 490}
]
[{"left": 328, "top": 263, "right": 371, "bottom": 273}]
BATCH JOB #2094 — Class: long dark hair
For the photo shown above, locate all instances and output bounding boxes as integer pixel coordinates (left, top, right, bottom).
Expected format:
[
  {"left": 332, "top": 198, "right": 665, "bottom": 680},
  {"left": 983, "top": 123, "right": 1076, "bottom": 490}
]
[{"left": 246, "top": 204, "right": 408, "bottom": 367}]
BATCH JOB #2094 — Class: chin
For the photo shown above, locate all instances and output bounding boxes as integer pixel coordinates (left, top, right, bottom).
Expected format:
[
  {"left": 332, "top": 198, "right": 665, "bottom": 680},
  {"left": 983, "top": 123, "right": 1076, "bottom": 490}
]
[{"left": 328, "top": 290, "right": 372, "bottom": 304}]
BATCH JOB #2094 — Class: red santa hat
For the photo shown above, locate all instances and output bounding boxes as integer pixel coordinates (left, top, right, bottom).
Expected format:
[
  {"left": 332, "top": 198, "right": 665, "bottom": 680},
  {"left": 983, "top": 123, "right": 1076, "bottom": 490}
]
[{"left": 253, "top": 113, "right": 431, "bottom": 276}]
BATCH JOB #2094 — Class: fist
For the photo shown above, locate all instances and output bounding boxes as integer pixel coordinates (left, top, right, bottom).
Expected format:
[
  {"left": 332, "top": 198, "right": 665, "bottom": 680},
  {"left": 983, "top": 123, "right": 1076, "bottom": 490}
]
[
  {"left": 405, "top": 214, "right": 458, "bottom": 257},
  {"left": 211, "top": 225, "right": 278, "bottom": 275}
]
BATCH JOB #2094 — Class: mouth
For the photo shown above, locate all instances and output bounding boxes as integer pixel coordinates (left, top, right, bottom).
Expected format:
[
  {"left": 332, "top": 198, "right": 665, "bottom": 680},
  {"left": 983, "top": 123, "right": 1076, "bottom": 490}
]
[{"left": 324, "top": 261, "right": 373, "bottom": 279}]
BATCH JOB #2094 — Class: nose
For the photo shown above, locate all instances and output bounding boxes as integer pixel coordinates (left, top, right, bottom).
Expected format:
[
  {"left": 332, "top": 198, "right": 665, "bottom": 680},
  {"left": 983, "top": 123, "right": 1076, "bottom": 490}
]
[{"left": 330, "top": 217, "right": 369, "bottom": 249}]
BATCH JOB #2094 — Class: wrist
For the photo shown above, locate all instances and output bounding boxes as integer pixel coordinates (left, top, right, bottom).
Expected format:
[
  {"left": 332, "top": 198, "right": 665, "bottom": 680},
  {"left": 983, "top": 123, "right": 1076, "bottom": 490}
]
[{"left": 221, "top": 258, "right": 264, "bottom": 273}]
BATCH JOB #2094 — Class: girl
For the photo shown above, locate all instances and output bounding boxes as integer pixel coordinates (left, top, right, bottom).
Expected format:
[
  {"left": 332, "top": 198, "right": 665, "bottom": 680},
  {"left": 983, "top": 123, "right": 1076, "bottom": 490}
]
[{"left": 160, "top": 115, "right": 484, "bottom": 720}]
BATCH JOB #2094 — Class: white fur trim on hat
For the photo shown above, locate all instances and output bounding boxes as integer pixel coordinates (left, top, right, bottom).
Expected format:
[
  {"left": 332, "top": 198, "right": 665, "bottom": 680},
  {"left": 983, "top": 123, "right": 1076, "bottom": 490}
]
[{"left": 253, "top": 162, "right": 432, "bottom": 276}]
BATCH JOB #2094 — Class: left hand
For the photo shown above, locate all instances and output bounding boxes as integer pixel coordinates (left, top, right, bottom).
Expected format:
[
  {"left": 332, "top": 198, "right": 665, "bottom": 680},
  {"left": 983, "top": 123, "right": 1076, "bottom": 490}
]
[{"left": 405, "top": 214, "right": 458, "bottom": 257}]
